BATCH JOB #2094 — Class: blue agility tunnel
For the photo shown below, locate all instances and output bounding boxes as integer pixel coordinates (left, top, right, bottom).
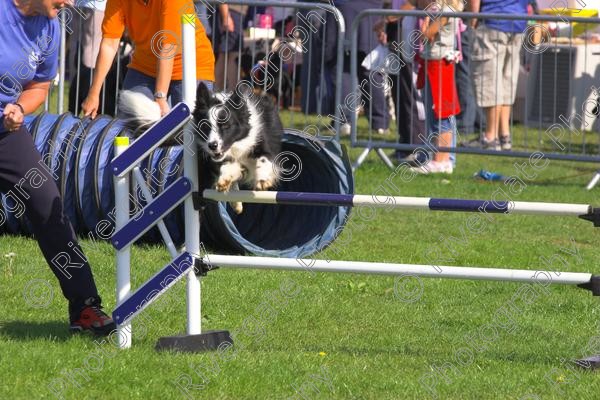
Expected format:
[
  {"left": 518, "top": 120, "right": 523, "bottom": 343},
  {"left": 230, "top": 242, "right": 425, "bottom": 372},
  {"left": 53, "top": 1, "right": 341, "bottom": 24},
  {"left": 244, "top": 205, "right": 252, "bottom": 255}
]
[
  {"left": 199, "top": 130, "right": 353, "bottom": 258},
  {"left": 2, "top": 115, "right": 353, "bottom": 258}
]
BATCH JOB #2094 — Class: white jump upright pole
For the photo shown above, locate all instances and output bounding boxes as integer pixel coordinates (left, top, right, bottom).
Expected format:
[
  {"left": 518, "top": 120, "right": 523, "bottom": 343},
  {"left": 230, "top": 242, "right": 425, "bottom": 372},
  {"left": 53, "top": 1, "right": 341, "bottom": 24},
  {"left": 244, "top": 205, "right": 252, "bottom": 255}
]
[
  {"left": 153, "top": 14, "right": 232, "bottom": 353},
  {"left": 114, "top": 137, "right": 132, "bottom": 348},
  {"left": 181, "top": 13, "right": 202, "bottom": 336}
]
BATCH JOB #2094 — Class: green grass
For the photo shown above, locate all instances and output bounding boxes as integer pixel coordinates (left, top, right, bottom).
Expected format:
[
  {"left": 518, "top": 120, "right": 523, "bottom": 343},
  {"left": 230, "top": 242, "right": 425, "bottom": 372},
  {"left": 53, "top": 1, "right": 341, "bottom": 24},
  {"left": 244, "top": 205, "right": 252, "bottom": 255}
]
[
  {"left": 2, "top": 141, "right": 600, "bottom": 399},
  {"left": 3, "top": 99, "right": 600, "bottom": 399}
]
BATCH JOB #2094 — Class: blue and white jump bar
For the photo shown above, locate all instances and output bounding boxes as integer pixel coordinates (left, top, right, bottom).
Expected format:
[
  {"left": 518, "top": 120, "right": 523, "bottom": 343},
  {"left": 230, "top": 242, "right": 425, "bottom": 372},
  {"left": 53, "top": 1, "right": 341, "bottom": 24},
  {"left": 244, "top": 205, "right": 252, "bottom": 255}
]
[
  {"left": 201, "top": 190, "right": 599, "bottom": 291},
  {"left": 202, "top": 190, "right": 593, "bottom": 216},
  {"left": 111, "top": 102, "right": 191, "bottom": 178},
  {"left": 112, "top": 177, "right": 192, "bottom": 251},
  {"left": 113, "top": 252, "right": 195, "bottom": 326}
]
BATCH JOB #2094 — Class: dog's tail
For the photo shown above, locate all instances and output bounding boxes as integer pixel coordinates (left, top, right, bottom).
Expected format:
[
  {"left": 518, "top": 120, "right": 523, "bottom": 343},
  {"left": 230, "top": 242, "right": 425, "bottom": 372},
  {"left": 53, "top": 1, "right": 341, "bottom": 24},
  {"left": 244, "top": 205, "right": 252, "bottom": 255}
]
[{"left": 117, "top": 90, "right": 162, "bottom": 136}]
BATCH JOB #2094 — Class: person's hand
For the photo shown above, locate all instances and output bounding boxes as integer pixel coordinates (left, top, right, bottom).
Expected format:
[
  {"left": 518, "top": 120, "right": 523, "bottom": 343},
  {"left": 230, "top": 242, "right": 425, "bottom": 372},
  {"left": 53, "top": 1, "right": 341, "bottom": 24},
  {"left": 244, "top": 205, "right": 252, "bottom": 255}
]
[
  {"left": 421, "top": 16, "right": 431, "bottom": 34},
  {"left": 81, "top": 94, "right": 100, "bottom": 119},
  {"left": 221, "top": 14, "right": 235, "bottom": 32},
  {"left": 156, "top": 98, "right": 170, "bottom": 117},
  {"left": 3, "top": 103, "right": 24, "bottom": 132}
]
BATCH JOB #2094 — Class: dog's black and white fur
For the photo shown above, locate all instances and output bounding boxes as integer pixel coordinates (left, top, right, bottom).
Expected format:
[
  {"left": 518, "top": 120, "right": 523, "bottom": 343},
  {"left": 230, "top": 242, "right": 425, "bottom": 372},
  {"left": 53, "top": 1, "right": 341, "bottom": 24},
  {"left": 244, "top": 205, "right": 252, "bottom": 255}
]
[
  {"left": 117, "top": 82, "right": 283, "bottom": 214},
  {"left": 193, "top": 82, "right": 282, "bottom": 193}
]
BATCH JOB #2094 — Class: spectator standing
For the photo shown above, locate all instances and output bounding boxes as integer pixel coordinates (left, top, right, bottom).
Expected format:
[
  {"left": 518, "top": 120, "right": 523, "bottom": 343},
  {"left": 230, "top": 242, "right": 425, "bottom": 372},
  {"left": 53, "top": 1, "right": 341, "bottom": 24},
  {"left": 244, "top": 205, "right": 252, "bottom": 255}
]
[
  {"left": 467, "top": 0, "right": 528, "bottom": 150},
  {"left": 386, "top": 0, "right": 426, "bottom": 162},
  {"left": 325, "top": 0, "right": 389, "bottom": 136},
  {"left": 454, "top": 14, "right": 481, "bottom": 137},
  {"left": 67, "top": 0, "right": 123, "bottom": 116},
  {"left": 361, "top": 20, "right": 391, "bottom": 135},
  {"left": 82, "top": 0, "right": 215, "bottom": 118},
  {"left": 411, "top": 0, "right": 462, "bottom": 174},
  {"left": 197, "top": 2, "right": 212, "bottom": 37},
  {"left": 213, "top": 4, "right": 247, "bottom": 92},
  {"left": 298, "top": 1, "right": 333, "bottom": 116}
]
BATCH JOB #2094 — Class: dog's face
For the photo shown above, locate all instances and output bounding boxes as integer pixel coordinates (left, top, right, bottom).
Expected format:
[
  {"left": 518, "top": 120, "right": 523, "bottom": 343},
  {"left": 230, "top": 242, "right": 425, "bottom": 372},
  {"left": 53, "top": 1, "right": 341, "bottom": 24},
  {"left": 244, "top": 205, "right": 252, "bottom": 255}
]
[{"left": 193, "top": 83, "right": 251, "bottom": 162}]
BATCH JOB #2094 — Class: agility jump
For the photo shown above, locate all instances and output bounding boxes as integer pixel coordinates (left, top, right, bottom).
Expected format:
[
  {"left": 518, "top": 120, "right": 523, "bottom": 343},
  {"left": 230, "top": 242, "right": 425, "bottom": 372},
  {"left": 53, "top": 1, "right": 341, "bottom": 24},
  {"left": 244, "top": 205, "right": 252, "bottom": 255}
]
[{"left": 107, "top": 13, "right": 600, "bottom": 369}]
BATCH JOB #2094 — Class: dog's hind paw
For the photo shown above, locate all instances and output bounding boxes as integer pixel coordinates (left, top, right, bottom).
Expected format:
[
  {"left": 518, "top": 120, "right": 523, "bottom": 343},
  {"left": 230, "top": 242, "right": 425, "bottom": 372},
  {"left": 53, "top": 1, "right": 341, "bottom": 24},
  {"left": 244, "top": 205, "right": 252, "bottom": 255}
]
[
  {"left": 231, "top": 201, "right": 244, "bottom": 214},
  {"left": 255, "top": 178, "right": 275, "bottom": 191}
]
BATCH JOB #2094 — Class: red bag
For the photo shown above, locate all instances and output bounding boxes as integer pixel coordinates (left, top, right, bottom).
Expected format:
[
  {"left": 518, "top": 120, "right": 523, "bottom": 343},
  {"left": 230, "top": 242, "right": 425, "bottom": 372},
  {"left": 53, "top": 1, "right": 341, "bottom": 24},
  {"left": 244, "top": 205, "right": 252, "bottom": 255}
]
[{"left": 416, "top": 58, "right": 461, "bottom": 119}]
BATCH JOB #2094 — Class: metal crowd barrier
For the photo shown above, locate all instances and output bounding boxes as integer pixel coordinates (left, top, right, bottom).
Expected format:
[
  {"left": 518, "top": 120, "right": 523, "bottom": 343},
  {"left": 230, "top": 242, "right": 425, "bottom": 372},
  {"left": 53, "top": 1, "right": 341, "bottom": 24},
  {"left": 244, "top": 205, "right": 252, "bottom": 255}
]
[
  {"left": 350, "top": 9, "right": 600, "bottom": 172},
  {"left": 51, "top": 0, "right": 345, "bottom": 139},
  {"left": 203, "top": 0, "right": 345, "bottom": 136},
  {"left": 47, "top": 4, "right": 600, "bottom": 187}
]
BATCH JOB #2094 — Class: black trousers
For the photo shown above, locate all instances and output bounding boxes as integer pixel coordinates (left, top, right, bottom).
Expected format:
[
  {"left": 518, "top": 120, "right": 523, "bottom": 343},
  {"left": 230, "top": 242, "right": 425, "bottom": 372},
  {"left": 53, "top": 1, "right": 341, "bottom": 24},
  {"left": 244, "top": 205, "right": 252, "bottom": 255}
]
[
  {"left": 387, "top": 20, "right": 425, "bottom": 155},
  {"left": 390, "top": 61, "right": 425, "bottom": 146},
  {"left": 0, "top": 126, "right": 99, "bottom": 320},
  {"left": 324, "top": 0, "right": 390, "bottom": 130}
]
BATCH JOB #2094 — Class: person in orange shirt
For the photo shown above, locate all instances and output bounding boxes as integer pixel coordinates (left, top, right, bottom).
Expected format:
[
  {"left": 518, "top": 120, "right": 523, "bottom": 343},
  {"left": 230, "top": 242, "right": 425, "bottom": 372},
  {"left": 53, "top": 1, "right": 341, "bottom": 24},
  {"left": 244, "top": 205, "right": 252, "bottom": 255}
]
[{"left": 82, "top": 0, "right": 215, "bottom": 118}]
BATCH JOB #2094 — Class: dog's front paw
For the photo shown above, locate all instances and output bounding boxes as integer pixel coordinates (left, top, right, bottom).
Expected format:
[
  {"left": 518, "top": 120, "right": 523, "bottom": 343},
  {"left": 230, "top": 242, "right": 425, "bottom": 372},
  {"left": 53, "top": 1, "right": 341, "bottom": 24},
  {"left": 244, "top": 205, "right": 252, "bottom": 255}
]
[
  {"left": 231, "top": 201, "right": 244, "bottom": 214},
  {"left": 255, "top": 177, "right": 276, "bottom": 191},
  {"left": 216, "top": 176, "right": 233, "bottom": 192},
  {"left": 255, "top": 156, "right": 277, "bottom": 191}
]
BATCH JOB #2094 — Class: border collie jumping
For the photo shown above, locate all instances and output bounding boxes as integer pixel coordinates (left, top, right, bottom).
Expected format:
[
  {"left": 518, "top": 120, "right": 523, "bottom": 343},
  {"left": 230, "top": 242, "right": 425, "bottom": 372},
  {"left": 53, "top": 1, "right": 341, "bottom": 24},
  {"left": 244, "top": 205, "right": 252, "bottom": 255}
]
[{"left": 117, "top": 82, "right": 283, "bottom": 214}]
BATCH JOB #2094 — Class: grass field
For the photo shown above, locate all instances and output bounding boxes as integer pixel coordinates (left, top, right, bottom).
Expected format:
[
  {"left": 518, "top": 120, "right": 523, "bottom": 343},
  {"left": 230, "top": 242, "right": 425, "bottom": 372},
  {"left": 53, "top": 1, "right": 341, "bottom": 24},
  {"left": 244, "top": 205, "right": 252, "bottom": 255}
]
[{"left": 2, "top": 108, "right": 600, "bottom": 399}]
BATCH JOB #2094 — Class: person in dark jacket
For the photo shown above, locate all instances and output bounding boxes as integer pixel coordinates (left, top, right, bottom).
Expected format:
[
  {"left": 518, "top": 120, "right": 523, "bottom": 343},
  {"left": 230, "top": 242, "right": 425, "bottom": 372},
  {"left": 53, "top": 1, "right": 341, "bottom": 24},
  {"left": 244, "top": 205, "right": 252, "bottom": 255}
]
[
  {"left": 0, "top": 0, "right": 115, "bottom": 335},
  {"left": 325, "top": 0, "right": 390, "bottom": 135}
]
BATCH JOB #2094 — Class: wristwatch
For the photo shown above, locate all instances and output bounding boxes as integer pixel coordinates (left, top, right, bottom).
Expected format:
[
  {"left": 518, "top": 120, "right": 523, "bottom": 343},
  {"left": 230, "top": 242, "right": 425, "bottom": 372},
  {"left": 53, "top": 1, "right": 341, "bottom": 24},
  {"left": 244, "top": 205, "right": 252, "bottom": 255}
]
[{"left": 153, "top": 91, "right": 167, "bottom": 100}]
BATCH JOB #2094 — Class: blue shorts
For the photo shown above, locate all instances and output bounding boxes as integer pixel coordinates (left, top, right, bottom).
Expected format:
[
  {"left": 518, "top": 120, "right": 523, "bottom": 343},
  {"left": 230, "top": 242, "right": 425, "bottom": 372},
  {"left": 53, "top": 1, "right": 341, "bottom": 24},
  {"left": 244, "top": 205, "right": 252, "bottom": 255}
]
[{"left": 424, "top": 77, "right": 457, "bottom": 165}]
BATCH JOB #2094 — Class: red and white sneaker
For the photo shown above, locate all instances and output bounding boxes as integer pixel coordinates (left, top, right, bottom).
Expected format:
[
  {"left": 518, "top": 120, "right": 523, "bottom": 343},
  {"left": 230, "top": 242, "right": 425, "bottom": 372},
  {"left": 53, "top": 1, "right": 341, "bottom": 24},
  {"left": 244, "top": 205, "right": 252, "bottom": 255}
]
[{"left": 70, "top": 298, "right": 116, "bottom": 336}]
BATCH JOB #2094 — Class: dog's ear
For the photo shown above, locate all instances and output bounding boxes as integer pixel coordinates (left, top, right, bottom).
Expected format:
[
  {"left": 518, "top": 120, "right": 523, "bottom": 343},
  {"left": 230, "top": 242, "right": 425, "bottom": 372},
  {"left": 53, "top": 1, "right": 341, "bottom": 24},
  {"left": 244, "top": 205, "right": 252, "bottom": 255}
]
[
  {"left": 195, "top": 82, "right": 211, "bottom": 111},
  {"left": 227, "top": 82, "right": 254, "bottom": 110}
]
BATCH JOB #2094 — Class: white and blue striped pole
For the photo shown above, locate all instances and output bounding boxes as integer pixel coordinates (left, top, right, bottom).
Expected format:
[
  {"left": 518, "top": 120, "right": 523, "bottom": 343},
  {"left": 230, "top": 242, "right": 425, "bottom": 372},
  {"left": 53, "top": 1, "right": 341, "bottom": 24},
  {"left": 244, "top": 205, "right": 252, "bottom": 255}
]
[{"left": 202, "top": 189, "right": 594, "bottom": 217}]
